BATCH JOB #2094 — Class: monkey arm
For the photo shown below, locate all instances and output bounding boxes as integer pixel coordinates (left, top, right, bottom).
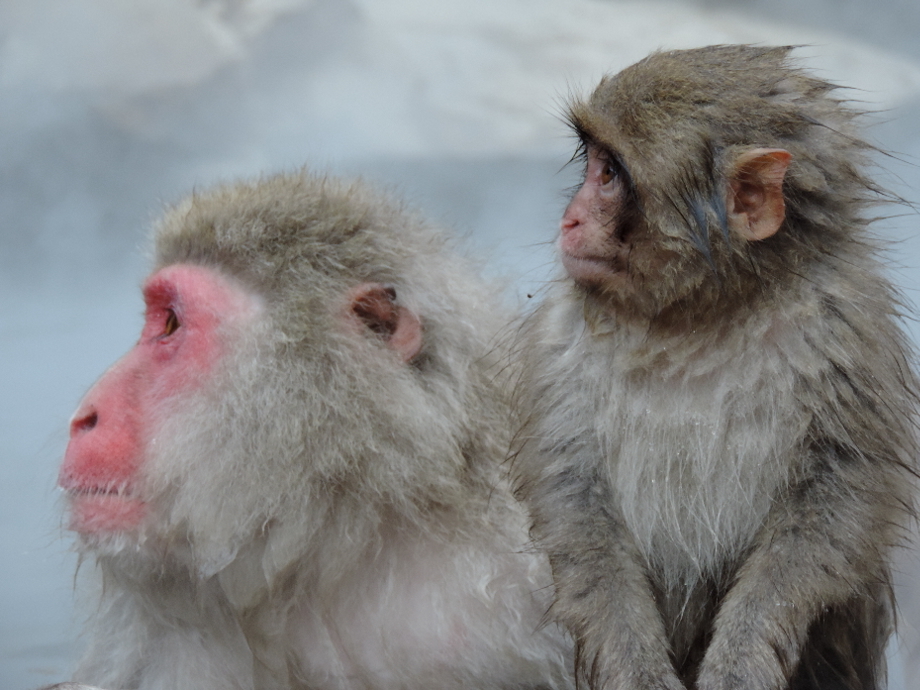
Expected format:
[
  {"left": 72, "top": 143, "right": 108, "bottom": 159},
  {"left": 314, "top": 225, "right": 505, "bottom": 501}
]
[
  {"left": 531, "top": 464, "right": 686, "bottom": 690},
  {"left": 697, "top": 441, "right": 902, "bottom": 690}
]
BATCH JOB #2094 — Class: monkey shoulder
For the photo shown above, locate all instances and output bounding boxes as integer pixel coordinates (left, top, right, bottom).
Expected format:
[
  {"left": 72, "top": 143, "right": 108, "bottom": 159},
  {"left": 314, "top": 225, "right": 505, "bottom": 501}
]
[{"left": 780, "top": 276, "right": 918, "bottom": 433}]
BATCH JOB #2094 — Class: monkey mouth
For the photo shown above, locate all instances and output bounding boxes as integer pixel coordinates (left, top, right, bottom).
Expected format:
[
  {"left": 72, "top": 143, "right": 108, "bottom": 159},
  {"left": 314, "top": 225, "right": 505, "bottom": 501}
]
[
  {"left": 561, "top": 250, "right": 628, "bottom": 283},
  {"left": 67, "top": 489, "right": 147, "bottom": 534},
  {"left": 62, "top": 479, "right": 136, "bottom": 499},
  {"left": 69, "top": 486, "right": 134, "bottom": 498}
]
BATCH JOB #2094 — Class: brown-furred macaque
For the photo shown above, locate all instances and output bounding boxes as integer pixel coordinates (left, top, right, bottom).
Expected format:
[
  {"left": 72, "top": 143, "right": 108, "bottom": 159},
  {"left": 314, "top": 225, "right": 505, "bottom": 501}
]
[
  {"left": 54, "top": 171, "right": 574, "bottom": 690},
  {"left": 512, "top": 45, "right": 918, "bottom": 690}
]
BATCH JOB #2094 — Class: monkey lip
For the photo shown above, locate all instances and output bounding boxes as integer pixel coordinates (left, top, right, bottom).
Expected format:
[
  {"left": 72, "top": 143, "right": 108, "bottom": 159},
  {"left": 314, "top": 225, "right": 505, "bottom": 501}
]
[
  {"left": 68, "top": 486, "right": 134, "bottom": 498},
  {"left": 67, "top": 490, "right": 146, "bottom": 534},
  {"left": 561, "top": 250, "right": 626, "bottom": 282},
  {"left": 62, "top": 478, "right": 136, "bottom": 498}
]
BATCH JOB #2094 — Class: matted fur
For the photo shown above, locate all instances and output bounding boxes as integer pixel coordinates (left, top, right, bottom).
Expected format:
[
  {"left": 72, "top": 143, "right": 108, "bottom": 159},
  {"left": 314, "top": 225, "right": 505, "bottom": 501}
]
[{"left": 513, "top": 45, "right": 918, "bottom": 690}]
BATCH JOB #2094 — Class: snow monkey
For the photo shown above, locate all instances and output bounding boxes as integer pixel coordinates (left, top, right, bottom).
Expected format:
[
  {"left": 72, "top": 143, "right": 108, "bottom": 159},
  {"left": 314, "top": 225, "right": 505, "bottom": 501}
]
[
  {"left": 512, "top": 45, "right": 918, "bottom": 690},
  {"left": 54, "top": 171, "right": 574, "bottom": 690}
]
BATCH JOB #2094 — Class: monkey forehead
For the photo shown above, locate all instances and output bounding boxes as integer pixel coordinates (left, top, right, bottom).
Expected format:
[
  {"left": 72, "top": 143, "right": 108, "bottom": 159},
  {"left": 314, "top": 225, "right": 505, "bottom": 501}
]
[
  {"left": 571, "top": 46, "right": 822, "bottom": 170},
  {"left": 595, "top": 47, "right": 795, "bottom": 123},
  {"left": 144, "top": 264, "right": 264, "bottom": 323},
  {"left": 152, "top": 171, "right": 443, "bottom": 293}
]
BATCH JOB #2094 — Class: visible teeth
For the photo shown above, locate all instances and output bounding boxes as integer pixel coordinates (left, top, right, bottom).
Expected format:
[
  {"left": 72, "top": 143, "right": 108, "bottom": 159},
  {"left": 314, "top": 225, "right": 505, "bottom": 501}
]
[{"left": 71, "top": 485, "right": 132, "bottom": 497}]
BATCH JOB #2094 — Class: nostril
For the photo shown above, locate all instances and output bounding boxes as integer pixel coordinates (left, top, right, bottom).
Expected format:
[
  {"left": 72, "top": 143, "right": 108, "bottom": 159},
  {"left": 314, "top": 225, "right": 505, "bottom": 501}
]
[{"left": 71, "top": 411, "right": 98, "bottom": 435}]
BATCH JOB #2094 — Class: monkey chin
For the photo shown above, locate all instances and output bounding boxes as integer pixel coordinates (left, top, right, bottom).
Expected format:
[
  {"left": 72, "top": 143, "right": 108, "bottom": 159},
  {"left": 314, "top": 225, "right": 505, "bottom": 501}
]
[
  {"left": 67, "top": 492, "right": 147, "bottom": 536},
  {"left": 561, "top": 252, "right": 625, "bottom": 286},
  {"left": 560, "top": 251, "right": 644, "bottom": 310}
]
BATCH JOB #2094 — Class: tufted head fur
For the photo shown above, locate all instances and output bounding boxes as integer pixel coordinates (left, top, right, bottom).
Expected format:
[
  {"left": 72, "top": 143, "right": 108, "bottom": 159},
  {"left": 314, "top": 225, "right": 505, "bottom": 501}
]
[{"left": 567, "top": 44, "right": 886, "bottom": 323}]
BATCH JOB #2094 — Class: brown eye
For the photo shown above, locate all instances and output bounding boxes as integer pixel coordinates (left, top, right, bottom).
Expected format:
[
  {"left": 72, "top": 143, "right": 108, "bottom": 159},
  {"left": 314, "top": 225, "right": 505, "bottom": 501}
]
[
  {"left": 600, "top": 161, "right": 617, "bottom": 185},
  {"left": 163, "top": 309, "right": 180, "bottom": 336}
]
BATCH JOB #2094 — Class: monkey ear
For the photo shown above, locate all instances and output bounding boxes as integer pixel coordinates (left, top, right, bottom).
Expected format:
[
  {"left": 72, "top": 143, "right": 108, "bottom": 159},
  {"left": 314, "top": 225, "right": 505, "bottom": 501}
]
[
  {"left": 347, "top": 283, "right": 423, "bottom": 362},
  {"left": 727, "top": 148, "right": 792, "bottom": 242}
]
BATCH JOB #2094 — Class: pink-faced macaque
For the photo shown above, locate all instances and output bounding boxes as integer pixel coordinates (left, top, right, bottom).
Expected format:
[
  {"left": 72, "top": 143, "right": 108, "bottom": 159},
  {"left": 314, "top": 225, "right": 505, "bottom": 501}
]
[
  {"left": 513, "top": 45, "right": 918, "bottom": 690},
  {"left": 53, "top": 172, "right": 574, "bottom": 690}
]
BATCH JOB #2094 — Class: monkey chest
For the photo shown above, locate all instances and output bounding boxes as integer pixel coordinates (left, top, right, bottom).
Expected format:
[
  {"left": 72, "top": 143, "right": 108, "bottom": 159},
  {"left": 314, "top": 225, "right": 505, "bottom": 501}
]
[{"left": 585, "top": 350, "right": 804, "bottom": 573}]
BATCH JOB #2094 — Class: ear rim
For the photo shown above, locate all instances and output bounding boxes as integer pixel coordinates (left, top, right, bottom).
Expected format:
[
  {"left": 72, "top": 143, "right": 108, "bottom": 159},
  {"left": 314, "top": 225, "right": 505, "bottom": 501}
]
[
  {"left": 345, "top": 282, "right": 422, "bottom": 363},
  {"left": 726, "top": 147, "right": 792, "bottom": 242}
]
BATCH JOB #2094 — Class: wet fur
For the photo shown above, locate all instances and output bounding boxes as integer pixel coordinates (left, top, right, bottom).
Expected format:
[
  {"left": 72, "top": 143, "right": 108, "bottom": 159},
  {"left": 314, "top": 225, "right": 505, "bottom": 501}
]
[{"left": 513, "top": 46, "right": 918, "bottom": 690}]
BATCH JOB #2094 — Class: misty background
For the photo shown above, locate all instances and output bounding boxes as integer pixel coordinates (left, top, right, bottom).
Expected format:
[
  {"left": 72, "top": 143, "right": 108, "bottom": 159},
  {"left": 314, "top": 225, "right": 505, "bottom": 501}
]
[{"left": 3, "top": 1, "right": 920, "bottom": 687}]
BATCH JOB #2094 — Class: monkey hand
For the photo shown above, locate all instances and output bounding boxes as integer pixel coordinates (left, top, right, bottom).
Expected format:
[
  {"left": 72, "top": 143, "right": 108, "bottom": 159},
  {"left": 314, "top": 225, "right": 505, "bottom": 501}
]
[
  {"left": 597, "top": 665, "right": 686, "bottom": 690},
  {"left": 578, "top": 652, "right": 686, "bottom": 690},
  {"left": 695, "top": 617, "right": 788, "bottom": 690},
  {"left": 631, "top": 671, "right": 686, "bottom": 690},
  {"left": 573, "top": 623, "right": 688, "bottom": 690}
]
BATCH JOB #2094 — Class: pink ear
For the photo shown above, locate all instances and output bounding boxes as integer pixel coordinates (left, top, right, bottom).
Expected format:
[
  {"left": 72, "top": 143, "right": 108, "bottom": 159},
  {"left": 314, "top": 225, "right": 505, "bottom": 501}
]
[
  {"left": 347, "top": 283, "right": 422, "bottom": 363},
  {"left": 727, "top": 148, "right": 792, "bottom": 242}
]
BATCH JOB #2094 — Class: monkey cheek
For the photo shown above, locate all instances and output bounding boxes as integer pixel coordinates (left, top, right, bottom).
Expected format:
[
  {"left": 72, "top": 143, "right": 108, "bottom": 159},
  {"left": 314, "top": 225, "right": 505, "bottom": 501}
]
[{"left": 68, "top": 493, "right": 147, "bottom": 534}]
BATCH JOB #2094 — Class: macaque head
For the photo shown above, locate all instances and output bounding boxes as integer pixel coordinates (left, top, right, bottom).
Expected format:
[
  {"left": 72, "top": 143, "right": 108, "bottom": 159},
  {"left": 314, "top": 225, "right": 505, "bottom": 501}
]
[
  {"left": 59, "top": 172, "right": 500, "bottom": 578},
  {"left": 562, "top": 45, "right": 874, "bottom": 320},
  {"left": 60, "top": 264, "right": 265, "bottom": 538}
]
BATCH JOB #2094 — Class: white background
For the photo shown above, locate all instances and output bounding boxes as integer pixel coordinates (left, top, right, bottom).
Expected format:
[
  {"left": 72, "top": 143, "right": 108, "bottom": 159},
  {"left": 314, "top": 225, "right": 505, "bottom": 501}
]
[{"left": 2, "top": 1, "right": 920, "bottom": 687}]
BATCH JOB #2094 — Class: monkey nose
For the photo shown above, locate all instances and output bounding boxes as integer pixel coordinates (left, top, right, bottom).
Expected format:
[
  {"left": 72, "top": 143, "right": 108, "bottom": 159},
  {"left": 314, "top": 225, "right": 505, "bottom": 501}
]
[
  {"left": 560, "top": 204, "right": 585, "bottom": 235},
  {"left": 70, "top": 406, "right": 99, "bottom": 437}
]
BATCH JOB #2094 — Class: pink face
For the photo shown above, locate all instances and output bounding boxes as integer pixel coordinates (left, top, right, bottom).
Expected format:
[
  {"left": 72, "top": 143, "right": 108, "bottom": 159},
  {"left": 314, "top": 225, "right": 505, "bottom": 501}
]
[
  {"left": 559, "top": 145, "right": 631, "bottom": 287},
  {"left": 59, "top": 264, "right": 261, "bottom": 535}
]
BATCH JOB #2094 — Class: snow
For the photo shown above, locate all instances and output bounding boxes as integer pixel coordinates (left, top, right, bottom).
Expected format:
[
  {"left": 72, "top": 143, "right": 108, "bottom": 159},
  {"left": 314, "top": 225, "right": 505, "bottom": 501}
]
[{"left": 2, "top": 1, "right": 919, "bottom": 687}]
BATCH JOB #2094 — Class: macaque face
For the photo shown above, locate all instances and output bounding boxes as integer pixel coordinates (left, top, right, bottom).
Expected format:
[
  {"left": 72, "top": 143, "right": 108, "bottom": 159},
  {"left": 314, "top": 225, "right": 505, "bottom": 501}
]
[
  {"left": 559, "top": 145, "right": 633, "bottom": 288},
  {"left": 59, "top": 264, "right": 263, "bottom": 536},
  {"left": 558, "top": 138, "right": 791, "bottom": 320},
  {"left": 558, "top": 144, "right": 679, "bottom": 316}
]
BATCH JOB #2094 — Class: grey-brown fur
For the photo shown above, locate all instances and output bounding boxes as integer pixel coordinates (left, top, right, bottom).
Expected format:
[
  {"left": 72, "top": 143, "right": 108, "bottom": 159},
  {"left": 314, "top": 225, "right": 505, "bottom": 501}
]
[
  {"left": 513, "top": 45, "right": 918, "bottom": 690},
  {"left": 65, "top": 171, "right": 574, "bottom": 690}
]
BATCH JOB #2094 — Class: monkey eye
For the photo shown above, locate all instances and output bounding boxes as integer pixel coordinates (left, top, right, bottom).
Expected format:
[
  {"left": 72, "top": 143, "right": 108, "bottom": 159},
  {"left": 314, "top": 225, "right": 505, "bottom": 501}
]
[
  {"left": 599, "top": 160, "right": 618, "bottom": 186},
  {"left": 162, "top": 308, "right": 180, "bottom": 337}
]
